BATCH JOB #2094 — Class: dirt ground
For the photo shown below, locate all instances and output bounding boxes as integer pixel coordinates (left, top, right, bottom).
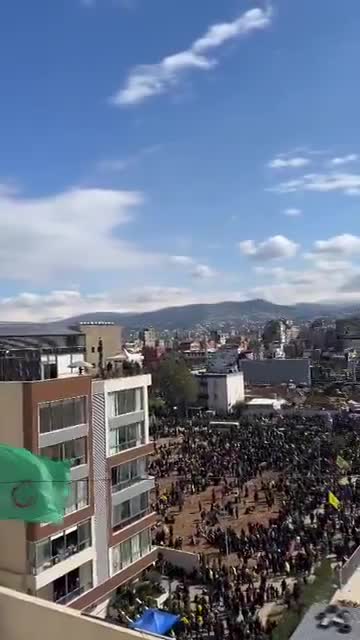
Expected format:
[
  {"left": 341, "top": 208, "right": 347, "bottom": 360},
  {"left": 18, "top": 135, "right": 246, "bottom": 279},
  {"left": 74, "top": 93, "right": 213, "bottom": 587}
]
[{"left": 152, "top": 437, "right": 281, "bottom": 561}]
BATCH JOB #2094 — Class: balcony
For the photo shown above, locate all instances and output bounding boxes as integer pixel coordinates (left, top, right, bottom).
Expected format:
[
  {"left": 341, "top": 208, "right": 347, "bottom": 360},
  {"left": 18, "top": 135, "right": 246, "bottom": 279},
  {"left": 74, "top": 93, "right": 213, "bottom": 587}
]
[
  {"left": 113, "top": 507, "right": 152, "bottom": 532},
  {"left": 30, "top": 539, "right": 91, "bottom": 576},
  {"left": 52, "top": 562, "right": 93, "bottom": 606},
  {"left": 111, "top": 476, "right": 155, "bottom": 507},
  {"left": 29, "top": 520, "right": 92, "bottom": 578},
  {"left": 55, "top": 582, "right": 93, "bottom": 605}
]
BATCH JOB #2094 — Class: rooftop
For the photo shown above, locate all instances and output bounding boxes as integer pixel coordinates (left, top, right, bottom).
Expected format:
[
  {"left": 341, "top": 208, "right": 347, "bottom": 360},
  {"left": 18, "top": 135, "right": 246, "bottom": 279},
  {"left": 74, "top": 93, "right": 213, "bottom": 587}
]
[
  {"left": 0, "top": 585, "right": 156, "bottom": 640},
  {"left": 290, "top": 603, "right": 360, "bottom": 640},
  {"left": 0, "top": 323, "right": 80, "bottom": 337}
]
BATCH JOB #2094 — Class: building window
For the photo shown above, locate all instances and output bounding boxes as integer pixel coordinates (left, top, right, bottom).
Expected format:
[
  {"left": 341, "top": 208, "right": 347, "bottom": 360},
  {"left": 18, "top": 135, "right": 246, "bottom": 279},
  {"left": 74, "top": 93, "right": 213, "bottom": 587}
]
[
  {"left": 112, "top": 491, "right": 149, "bottom": 529},
  {"left": 39, "top": 396, "right": 87, "bottom": 433},
  {"left": 109, "top": 421, "right": 145, "bottom": 455},
  {"left": 111, "top": 529, "right": 152, "bottom": 576},
  {"left": 28, "top": 519, "right": 92, "bottom": 575},
  {"left": 111, "top": 458, "right": 146, "bottom": 493},
  {"left": 91, "top": 347, "right": 95, "bottom": 353},
  {"left": 53, "top": 563, "right": 93, "bottom": 605},
  {"left": 41, "top": 437, "right": 87, "bottom": 467},
  {"left": 108, "top": 388, "right": 144, "bottom": 417},
  {"left": 65, "top": 479, "right": 89, "bottom": 515}
]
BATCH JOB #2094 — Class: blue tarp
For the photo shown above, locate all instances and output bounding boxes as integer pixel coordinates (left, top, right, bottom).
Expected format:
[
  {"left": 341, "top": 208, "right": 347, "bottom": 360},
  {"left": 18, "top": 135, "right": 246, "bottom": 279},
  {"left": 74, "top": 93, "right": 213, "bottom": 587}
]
[{"left": 129, "top": 608, "right": 180, "bottom": 635}]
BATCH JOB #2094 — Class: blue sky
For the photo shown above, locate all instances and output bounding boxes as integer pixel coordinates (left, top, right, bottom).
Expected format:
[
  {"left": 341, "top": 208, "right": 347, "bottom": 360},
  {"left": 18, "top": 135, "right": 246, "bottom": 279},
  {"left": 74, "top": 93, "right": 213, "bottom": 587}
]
[{"left": 1, "top": 0, "right": 360, "bottom": 320}]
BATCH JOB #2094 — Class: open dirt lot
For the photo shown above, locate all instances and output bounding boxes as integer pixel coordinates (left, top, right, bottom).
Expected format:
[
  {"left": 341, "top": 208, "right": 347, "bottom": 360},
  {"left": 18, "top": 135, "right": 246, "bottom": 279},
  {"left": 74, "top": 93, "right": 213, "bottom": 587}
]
[{"left": 154, "top": 463, "right": 280, "bottom": 559}]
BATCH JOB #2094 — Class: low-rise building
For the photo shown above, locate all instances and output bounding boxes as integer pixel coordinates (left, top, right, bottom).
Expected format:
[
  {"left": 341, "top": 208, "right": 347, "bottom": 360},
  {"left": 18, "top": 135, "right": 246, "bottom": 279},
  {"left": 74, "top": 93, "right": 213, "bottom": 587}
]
[
  {"left": 238, "top": 358, "right": 311, "bottom": 386},
  {"left": 195, "top": 371, "right": 245, "bottom": 413}
]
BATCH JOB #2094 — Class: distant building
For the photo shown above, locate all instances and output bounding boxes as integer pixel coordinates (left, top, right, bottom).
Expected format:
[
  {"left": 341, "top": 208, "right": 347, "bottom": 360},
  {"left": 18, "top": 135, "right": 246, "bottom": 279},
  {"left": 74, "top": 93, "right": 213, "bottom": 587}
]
[
  {"left": 336, "top": 318, "right": 360, "bottom": 351},
  {"left": 262, "top": 319, "right": 290, "bottom": 359},
  {"left": 194, "top": 371, "right": 245, "bottom": 413},
  {"left": 0, "top": 323, "right": 86, "bottom": 380},
  {"left": 245, "top": 397, "right": 287, "bottom": 414},
  {"left": 139, "top": 328, "right": 157, "bottom": 349},
  {"left": 78, "top": 322, "right": 122, "bottom": 368},
  {"left": 239, "top": 358, "right": 311, "bottom": 386}
]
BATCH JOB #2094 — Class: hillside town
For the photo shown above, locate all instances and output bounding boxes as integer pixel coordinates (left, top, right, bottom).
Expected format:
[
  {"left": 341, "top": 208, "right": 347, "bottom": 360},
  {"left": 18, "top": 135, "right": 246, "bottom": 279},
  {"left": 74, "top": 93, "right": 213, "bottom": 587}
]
[{"left": 0, "top": 314, "right": 360, "bottom": 639}]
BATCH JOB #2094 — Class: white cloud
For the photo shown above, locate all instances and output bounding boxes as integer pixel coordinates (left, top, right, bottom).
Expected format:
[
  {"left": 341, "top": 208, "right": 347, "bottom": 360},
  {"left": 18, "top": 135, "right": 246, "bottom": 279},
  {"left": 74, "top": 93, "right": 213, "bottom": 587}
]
[
  {"left": 169, "top": 255, "right": 194, "bottom": 266},
  {"left": 313, "top": 234, "right": 360, "bottom": 257},
  {"left": 112, "top": 6, "right": 272, "bottom": 105},
  {"left": 191, "top": 264, "right": 216, "bottom": 279},
  {"left": 330, "top": 154, "right": 358, "bottom": 166},
  {"left": 246, "top": 259, "right": 360, "bottom": 304},
  {"left": 283, "top": 208, "right": 302, "bottom": 217},
  {"left": 170, "top": 255, "right": 215, "bottom": 278},
  {"left": 97, "top": 145, "right": 160, "bottom": 173},
  {"left": 272, "top": 172, "right": 360, "bottom": 195},
  {"left": 268, "top": 156, "right": 310, "bottom": 169},
  {"left": 254, "top": 266, "right": 285, "bottom": 278},
  {"left": 0, "top": 186, "right": 162, "bottom": 282},
  {"left": 0, "top": 286, "right": 248, "bottom": 322},
  {"left": 239, "top": 235, "right": 299, "bottom": 260}
]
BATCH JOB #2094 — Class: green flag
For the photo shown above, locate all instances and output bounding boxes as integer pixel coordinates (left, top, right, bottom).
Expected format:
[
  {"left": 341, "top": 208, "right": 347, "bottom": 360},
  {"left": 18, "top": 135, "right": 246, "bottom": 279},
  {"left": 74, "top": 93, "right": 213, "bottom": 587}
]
[{"left": 0, "top": 444, "right": 71, "bottom": 523}]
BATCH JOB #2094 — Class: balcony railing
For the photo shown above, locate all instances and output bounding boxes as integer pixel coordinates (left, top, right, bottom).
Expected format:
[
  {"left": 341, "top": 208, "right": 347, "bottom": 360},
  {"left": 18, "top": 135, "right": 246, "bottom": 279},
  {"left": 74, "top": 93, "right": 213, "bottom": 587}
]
[
  {"left": 109, "top": 436, "right": 145, "bottom": 456},
  {"left": 113, "top": 507, "right": 151, "bottom": 532},
  {"left": 111, "top": 474, "right": 152, "bottom": 494},
  {"left": 31, "top": 539, "right": 91, "bottom": 575},
  {"left": 55, "top": 582, "right": 93, "bottom": 605}
]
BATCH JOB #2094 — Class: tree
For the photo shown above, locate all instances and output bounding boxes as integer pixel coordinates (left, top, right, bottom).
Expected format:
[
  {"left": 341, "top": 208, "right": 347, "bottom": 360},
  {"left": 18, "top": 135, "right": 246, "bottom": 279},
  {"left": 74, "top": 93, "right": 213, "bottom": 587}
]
[{"left": 153, "top": 354, "right": 198, "bottom": 415}]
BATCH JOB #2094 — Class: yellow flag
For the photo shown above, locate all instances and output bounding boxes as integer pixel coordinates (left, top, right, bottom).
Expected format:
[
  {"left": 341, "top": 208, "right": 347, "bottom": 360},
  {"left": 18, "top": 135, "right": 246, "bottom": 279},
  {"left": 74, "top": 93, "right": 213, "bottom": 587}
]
[
  {"left": 328, "top": 491, "right": 341, "bottom": 510},
  {"left": 336, "top": 455, "right": 350, "bottom": 471}
]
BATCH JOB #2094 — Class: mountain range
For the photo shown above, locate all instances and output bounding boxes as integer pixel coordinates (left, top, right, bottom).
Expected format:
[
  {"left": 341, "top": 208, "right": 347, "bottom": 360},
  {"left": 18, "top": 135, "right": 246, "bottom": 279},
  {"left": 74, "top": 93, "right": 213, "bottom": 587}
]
[{"left": 62, "top": 299, "right": 360, "bottom": 332}]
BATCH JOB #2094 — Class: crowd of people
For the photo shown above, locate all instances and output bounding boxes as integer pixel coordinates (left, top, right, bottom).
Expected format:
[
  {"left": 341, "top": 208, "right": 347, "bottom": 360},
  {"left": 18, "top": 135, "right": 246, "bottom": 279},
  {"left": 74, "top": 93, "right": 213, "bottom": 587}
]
[{"left": 147, "top": 412, "right": 360, "bottom": 639}]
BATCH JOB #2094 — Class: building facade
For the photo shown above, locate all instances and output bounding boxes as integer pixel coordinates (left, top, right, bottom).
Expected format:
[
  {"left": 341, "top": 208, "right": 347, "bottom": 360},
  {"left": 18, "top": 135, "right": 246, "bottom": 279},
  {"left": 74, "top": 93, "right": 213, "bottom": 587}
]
[
  {"left": 195, "top": 372, "right": 245, "bottom": 413},
  {"left": 238, "top": 358, "right": 311, "bottom": 386},
  {"left": 0, "top": 366, "right": 156, "bottom": 612},
  {"left": 78, "top": 323, "right": 122, "bottom": 368}
]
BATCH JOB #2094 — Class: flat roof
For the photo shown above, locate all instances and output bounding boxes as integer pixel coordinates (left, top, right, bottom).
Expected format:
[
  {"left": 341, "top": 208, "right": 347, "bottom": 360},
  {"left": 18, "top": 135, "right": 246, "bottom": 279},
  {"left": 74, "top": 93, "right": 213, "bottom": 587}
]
[
  {"left": 290, "top": 603, "right": 360, "bottom": 640},
  {"left": 247, "top": 397, "right": 285, "bottom": 405},
  {"left": 333, "top": 566, "right": 360, "bottom": 605},
  {"left": 0, "top": 323, "right": 80, "bottom": 337}
]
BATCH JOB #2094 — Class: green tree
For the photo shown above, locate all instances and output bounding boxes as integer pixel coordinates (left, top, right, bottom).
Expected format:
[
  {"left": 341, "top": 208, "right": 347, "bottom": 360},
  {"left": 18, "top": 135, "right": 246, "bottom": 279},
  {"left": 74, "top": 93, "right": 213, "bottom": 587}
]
[{"left": 154, "top": 355, "right": 198, "bottom": 415}]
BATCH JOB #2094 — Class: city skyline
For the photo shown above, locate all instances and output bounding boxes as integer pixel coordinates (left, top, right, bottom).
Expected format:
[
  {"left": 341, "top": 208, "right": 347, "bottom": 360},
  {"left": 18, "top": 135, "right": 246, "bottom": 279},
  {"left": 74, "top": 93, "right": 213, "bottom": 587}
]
[{"left": 1, "top": 1, "right": 360, "bottom": 321}]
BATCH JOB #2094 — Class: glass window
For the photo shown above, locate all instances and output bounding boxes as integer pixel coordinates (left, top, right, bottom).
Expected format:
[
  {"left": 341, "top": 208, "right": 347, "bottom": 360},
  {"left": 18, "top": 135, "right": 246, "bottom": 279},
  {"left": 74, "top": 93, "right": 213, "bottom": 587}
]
[
  {"left": 112, "top": 491, "right": 150, "bottom": 528},
  {"left": 109, "top": 389, "right": 137, "bottom": 417},
  {"left": 112, "top": 545, "right": 121, "bottom": 574},
  {"left": 29, "top": 520, "right": 91, "bottom": 575},
  {"left": 39, "top": 397, "right": 87, "bottom": 433},
  {"left": 140, "top": 491, "right": 149, "bottom": 511},
  {"left": 64, "top": 438, "right": 87, "bottom": 466},
  {"left": 66, "top": 479, "right": 89, "bottom": 514},
  {"left": 109, "top": 422, "right": 145, "bottom": 455},
  {"left": 41, "top": 438, "right": 87, "bottom": 468},
  {"left": 140, "top": 529, "right": 151, "bottom": 556},
  {"left": 120, "top": 539, "right": 132, "bottom": 569},
  {"left": 111, "top": 529, "right": 151, "bottom": 576},
  {"left": 131, "top": 534, "right": 141, "bottom": 562}
]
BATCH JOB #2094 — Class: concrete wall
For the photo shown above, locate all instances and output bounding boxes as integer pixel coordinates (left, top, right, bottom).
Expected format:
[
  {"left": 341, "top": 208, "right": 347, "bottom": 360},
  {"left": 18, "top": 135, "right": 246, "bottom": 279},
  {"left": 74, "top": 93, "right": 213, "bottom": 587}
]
[
  {"left": 339, "top": 544, "right": 360, "bottom": 587},
  {"left": 199, "top": 373, "right": 245, "bottom": 413},
  {"left": 0, "top": 383, "right": 28, "bottom": 580},
  {"left": 0, "top": 585, "right": 156, "bottom": 640},
  {"left": 226, "top": 373, "right": 245, "bottom": 409},
  {"left": 159, "top": 548, "right": 201, "bottom": 574},
  {"left": 79, "top": 326, "right": 122, "bottom": 366},
  {"left": 239, "top": 358, "right": 311, "bottom": 386},
  {"left": 207, "top": 376, "right": 227, "bottom": 413}
]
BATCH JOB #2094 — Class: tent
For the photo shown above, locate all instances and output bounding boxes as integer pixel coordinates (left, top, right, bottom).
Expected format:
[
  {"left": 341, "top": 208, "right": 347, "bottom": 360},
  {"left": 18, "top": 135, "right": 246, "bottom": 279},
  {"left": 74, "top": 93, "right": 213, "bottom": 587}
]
[{"left": 129, "top": 609, "right": 180, "bottom": 636}]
